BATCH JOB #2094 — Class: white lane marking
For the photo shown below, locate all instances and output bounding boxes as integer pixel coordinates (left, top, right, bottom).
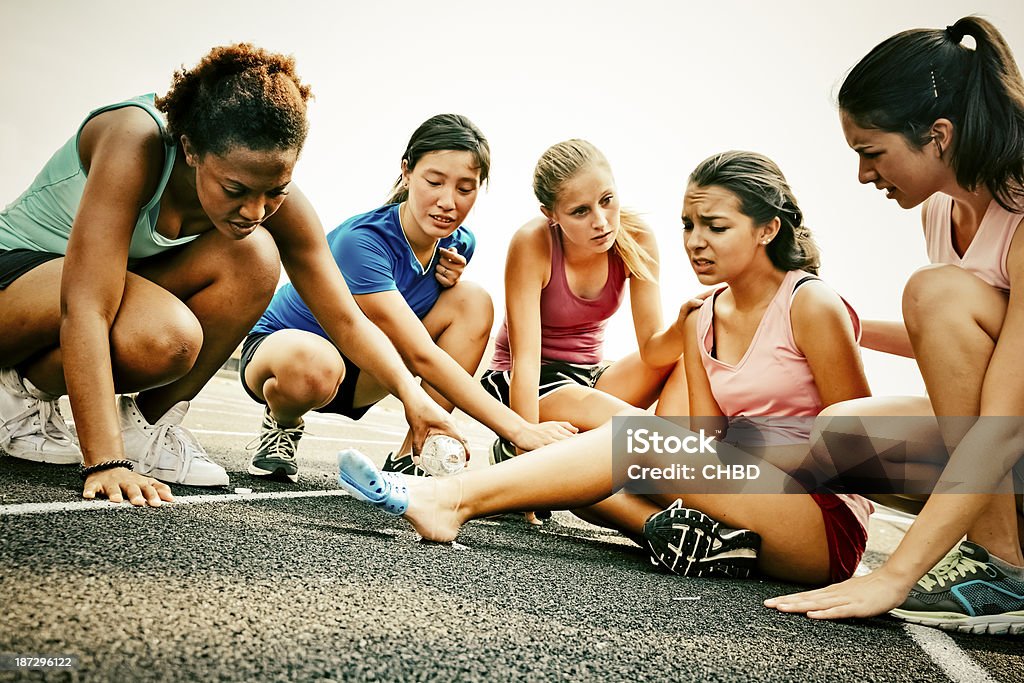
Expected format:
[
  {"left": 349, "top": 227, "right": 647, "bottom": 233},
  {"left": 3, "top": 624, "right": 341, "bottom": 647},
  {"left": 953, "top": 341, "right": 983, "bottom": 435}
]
[
  {"left": 0, "top": 489, "right": 352, "bottom": 516},
  {"left": 871, "top": 510, "right": 914, "bottom": 527},
  {"left": 185, "top": 428, "right": 402, "bottom": 446},
  {"left": 186, "top": 428, "right": 491, "bottom": 454},
  {"left": 192, "top": 408, "right": 407, "bottom": 432},
  {"left": 903, "top": 624, "right": 996, "bottom": 683}
]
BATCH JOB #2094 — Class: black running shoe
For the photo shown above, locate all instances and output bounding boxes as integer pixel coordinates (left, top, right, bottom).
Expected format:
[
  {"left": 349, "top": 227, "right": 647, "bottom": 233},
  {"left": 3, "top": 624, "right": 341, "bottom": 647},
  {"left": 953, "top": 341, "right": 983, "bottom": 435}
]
[
  {"left": 247, "top": 408, "right": 304, "bottom": 483},
  {"left": 489, "top": 437, "right": 517, "bottom": 466},
  {"left": 381, "top": 451, "right": 429, "bottom": 477},
  {"left": 643, "top": 500, "right": 761, "bottom": 578}
]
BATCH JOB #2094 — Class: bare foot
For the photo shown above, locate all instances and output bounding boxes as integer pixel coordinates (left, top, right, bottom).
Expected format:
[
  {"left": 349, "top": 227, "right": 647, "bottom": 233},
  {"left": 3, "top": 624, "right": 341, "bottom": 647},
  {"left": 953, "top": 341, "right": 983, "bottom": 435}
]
[{"left": 403, "top": 475, "right": 466, "bottom": 542}]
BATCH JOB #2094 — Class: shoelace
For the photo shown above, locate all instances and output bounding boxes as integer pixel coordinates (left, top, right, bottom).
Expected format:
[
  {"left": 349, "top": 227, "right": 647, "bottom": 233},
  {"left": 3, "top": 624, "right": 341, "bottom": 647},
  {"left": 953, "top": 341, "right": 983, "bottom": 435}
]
[
  {"left": 917, "top": 551, "right": 985, "bottom": 591},
  {"left": 138, "top": 421, "right": 214, "bottom": 481},
  {"left": 0, "top": 395, "right": 76, "bottom": 449},
  {"left": 245, "top": 426, "right": 304, "bottom": 461}
]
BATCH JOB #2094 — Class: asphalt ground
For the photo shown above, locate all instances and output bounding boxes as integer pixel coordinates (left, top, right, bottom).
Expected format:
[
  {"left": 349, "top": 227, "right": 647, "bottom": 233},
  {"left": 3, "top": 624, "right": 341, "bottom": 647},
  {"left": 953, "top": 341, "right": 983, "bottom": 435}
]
[{"left": 1, "top": 375, "right": 1022, "bottom": 682}]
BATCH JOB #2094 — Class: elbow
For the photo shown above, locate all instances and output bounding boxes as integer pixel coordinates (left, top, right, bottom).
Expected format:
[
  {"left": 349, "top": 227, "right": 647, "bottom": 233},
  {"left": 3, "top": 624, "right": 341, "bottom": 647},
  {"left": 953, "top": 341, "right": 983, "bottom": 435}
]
[{"left": 403, "top": 346, "right": 437, "bottom": 376}]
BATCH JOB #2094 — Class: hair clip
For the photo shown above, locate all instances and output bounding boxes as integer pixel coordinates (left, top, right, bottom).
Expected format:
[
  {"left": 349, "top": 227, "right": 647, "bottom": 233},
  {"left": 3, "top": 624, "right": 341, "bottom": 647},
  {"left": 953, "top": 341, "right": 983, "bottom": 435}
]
[{"left": 930, "top": 69, "right": 939, "bottom": 99}]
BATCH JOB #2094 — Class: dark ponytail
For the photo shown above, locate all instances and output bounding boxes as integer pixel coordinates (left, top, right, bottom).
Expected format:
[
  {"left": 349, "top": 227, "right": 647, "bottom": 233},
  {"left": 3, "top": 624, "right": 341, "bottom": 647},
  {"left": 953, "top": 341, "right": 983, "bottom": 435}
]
[
  {"left": 386, "top": 114, "right": 490, "bottom": 205},
  {"left": 839, "top": 16, "right": 1024, "bottom": 212}
]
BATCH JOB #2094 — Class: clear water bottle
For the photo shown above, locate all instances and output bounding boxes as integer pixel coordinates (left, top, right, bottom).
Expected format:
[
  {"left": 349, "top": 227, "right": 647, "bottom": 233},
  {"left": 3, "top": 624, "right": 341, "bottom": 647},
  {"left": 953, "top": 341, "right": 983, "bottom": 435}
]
[{"left": 418, "top": 434, "right": 467, "bottom": 477}]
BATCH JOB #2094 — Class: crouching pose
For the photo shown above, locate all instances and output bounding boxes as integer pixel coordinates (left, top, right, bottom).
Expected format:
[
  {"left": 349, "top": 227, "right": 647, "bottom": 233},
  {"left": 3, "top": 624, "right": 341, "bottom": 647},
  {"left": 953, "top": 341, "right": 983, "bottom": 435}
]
[
  {"left": 767, "top": 16, "right": 1024, "bottom": 635},
  {"left": 241, "top": 115, "right": 576, "bottom": 482},
  {"left": 339, "top": 151, "right": 874, "bottom": 586},
  {"left": 483, "top": 139, "right": 690, "bottom": 468},
  {"left": 0, "top": 45, "right": 461, "bottom": 504}
]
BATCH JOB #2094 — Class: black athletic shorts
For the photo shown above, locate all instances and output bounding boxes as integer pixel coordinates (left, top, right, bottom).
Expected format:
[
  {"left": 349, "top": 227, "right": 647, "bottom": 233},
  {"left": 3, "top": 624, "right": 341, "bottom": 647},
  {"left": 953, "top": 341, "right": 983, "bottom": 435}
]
[
  {"left": 480, "top": 360, "right": 610, "bottom": 406},
  {"left": 238, "top": 331, "right": 374, "bottom": 421},
  {"left": 0, "top": 249, "right": 63, "bottom": 289}
]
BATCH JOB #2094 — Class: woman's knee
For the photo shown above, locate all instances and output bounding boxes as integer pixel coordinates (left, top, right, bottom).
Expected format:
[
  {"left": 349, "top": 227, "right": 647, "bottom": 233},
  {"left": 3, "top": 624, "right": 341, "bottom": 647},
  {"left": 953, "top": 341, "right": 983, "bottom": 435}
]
[
  {"left": 219, "top": 227, "right": 282, "bottom": 310},
  {"left": 440, "top": 280, "right": 494, "bottom": 333},
  {"left": 112, "top": 302, "right": 204, "bottom": 382},
  {"left": 902, "top": 264, "right": 977, "bottom": 334},
  {"left": 269, "top": 345, "right": 344, "bottom": 405}
]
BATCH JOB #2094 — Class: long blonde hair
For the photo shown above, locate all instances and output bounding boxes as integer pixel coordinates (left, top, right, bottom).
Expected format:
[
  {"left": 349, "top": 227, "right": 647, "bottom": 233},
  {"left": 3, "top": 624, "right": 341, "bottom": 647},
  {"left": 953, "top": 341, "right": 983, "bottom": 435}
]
[{"left": 532, "top": 139, "right": 655, "bottom": 281}]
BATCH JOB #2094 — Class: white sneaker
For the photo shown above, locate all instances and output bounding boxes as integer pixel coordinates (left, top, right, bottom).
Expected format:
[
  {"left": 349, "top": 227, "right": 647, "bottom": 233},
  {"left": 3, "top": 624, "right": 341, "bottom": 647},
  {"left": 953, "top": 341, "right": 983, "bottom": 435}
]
[
  {"left": 0, "top": 367, "right": 81, "bottom": 465},
  {"left": 118, "top": 395, "right": 228, "bottom": 486}
]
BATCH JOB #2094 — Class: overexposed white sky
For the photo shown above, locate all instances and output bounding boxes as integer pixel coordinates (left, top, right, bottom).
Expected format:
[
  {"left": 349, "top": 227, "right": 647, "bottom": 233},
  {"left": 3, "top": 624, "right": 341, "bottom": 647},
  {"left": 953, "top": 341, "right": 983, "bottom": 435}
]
[{"left": 3, "top": 1, "right": 1023, "bottom": 396}]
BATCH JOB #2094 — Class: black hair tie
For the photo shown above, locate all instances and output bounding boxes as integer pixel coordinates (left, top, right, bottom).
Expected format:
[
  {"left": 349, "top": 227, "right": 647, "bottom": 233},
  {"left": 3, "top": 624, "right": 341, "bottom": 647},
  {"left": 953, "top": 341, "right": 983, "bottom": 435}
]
[{"left": 945, "top": 24, "right": 964, "bottom": 43}]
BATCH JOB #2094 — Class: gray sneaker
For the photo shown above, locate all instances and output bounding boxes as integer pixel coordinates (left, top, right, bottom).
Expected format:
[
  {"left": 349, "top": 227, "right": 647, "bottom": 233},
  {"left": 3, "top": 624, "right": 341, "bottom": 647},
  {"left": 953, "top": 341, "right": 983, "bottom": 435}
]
[{"left": 247, "top": 408, "right": 304, "bottom": 482}]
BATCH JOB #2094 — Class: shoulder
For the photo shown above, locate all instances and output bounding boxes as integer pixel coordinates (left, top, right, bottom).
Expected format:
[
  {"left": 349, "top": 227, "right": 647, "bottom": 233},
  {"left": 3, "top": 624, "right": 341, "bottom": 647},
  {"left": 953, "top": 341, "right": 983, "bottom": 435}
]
[
  {"left": 332, "top": 208, "right": 399, "bottom": 261},
  {"left": 790, "top": 276, "right": 854, "bottom": 331},
  {"left": 80, "top": 105, "right": 164, "bottom": 151},
  {"left": 446, "top": 223, "right": 476, "bottom": 249},
  {"left": 682, "top": 300, "right": 707, "bottom": 353},
  {"left": 509, "top": 216, "right": 552, "bottom": 255},
  {"left": 334, "top": 206, "right": 396, "bottom": 241},
  {"left": 1004, "top": 214, "right": 1024, "bottom": 267},
  {"left": 78, "top": 105, "right": 165, "bottom": 175}
]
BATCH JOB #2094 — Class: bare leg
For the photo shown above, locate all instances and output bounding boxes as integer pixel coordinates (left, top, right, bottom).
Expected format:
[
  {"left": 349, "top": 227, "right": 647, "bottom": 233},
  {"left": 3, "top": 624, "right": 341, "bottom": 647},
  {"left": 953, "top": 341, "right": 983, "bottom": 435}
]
[
  {"left": 243, "top": 329, "right": 347, "bottom": 426},
  {"left": 389, "top": 281, "right": 493, "bottom": 455},
  {"left": 10, "top": 228, "right": 285, "bottom": 422},
  {"left": 903, "top": 264, "right": 1023, "bottom": 564},
  {"left": 2, "top": 260, "right": 205, "bottom": 395},
  {"left": 127, "top": 228, "right": 281, "bottom": 422},
  {"left": 401, "top": 422, "right": 832, "bottom": 582},
  {"left": 592, "top": 351, "right": 678, "bottom": 411}
]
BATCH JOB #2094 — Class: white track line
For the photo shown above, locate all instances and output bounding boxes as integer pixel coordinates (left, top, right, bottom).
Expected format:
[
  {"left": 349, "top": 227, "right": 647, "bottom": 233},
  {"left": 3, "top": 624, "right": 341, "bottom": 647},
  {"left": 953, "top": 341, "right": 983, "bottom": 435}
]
[
  {"left": 179, "top": 428, "right": 403, "bottom": 446},
  {"left": 0, "top": 489, "right": 352, "bottom": 516},
  {"left": 871, "top": 510, "right": 915, "bottom": 527},
  {"left": 903, "top": 624, "right": 996, "bottom": 683}
]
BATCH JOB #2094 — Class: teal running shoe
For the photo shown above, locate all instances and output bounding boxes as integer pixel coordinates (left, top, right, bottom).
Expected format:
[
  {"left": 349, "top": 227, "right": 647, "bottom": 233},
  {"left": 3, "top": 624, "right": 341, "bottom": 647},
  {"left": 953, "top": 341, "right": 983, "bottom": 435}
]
[{"left": 890, "top": 541, "right": 1024, "bottom": 636}]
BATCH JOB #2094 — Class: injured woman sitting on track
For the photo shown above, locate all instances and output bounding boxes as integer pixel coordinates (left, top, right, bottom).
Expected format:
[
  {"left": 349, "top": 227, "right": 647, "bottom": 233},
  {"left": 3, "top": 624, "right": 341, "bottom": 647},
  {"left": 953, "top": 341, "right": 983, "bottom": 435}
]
[{"left": 338, "top": 150, "right": 876, "bottom": 587}]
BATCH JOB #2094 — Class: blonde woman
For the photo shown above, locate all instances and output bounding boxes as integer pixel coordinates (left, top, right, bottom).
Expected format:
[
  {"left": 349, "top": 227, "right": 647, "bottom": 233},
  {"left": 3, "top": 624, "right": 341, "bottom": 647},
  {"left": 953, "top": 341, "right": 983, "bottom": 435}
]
[{"left": 482, "top": 140, "right": 689, "bottom": 475}]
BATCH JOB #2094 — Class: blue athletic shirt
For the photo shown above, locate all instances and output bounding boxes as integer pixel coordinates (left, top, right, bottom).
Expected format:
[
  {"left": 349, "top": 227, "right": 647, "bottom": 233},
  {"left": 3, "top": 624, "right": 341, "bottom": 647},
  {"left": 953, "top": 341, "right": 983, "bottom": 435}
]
[{"left": 251, "top": 203, "right": 476, "bottom": 339}]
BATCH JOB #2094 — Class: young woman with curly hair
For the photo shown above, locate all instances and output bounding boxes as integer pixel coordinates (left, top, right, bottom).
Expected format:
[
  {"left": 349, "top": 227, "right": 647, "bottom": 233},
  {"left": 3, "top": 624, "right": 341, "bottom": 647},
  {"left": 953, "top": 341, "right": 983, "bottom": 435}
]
[{"left": 0, "top": 44, "right": 461, "bottom": 505}]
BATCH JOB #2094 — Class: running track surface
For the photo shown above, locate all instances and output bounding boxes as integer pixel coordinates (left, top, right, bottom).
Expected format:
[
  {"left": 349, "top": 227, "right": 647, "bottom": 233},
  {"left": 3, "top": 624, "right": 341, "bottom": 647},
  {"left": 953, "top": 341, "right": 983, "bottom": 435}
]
[{"left": 1, "top": 376, "right": 1021, "bottom": 682}]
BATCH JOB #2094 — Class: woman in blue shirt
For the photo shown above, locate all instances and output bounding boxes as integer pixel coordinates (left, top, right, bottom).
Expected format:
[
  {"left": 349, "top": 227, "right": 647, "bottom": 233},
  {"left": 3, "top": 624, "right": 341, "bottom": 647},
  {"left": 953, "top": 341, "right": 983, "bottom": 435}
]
[{"left": 240, "top": 115, "right": 576, "bottom": 481}]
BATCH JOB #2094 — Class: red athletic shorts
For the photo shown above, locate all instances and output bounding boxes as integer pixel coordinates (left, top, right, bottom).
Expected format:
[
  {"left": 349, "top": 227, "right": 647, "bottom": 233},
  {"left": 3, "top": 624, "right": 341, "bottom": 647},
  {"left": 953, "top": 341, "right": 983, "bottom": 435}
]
[{"left": 810, "top": 493, "right": 871, "bottom": 582}]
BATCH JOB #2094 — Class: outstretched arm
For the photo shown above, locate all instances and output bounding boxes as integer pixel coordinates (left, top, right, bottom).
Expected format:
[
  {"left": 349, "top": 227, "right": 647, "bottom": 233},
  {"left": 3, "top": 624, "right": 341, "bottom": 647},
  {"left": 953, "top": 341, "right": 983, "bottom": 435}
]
[
  {"left": 266, "top": 190, "right": 460, "bottom": 454},
  {"left": 768, "top": 234, "right": 1024, "bottom": 620},
  {"left": 66, "top": 108, "right": 174, "bottom": 506},
  {"left": 354, "top": 288, "right": 576, "bottom": 451},
  {"left": 860, "top": 320, "right": 914, "bottom": 357}
]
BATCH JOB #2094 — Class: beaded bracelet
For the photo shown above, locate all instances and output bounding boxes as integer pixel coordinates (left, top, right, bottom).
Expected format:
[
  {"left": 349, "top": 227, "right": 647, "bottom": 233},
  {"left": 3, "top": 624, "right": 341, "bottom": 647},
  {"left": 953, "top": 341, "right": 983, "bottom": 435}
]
[{"left": 79, "top": 459, "right": 135, "bottom": 480}]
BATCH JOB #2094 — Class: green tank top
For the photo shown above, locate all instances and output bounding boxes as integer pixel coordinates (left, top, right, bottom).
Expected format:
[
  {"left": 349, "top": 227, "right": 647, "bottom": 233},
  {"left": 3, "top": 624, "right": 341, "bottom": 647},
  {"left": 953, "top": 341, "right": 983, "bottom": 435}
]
[{"left": 0, "top": 94, "right": 198, "bottom": 259}]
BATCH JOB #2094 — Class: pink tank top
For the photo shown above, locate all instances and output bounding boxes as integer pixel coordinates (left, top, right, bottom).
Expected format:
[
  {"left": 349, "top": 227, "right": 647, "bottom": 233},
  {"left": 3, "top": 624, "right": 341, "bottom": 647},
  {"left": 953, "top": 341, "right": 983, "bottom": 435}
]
[
  {"left": 490, "top": 225, "right": 627, "bottom": 371},
  {"left": 924, "top": 194, "right": 1022, "bottom": 292},
  {"left": 696, "top": 270, "right": 871, "bottom": 526}
]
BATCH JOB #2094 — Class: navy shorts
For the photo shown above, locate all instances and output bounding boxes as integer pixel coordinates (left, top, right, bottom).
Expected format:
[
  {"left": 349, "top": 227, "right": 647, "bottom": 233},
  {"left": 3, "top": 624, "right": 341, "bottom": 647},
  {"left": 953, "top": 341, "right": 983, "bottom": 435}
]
[
  {"left": 238, "top": 332, "right": 374, "bottom": 421},
  {"left": 0, "top": 249, "right": 63, "bottom": 289},
  {"left": 480, "top": 360, "right": 609, "bottom": 406}
]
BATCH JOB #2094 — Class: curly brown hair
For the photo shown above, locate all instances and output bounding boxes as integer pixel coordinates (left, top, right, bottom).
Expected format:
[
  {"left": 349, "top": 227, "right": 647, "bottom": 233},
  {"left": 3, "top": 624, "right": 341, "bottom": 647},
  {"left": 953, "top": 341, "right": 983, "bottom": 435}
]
[{"left": 156, "top": 43, "right": 313, "bottom": 156}]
